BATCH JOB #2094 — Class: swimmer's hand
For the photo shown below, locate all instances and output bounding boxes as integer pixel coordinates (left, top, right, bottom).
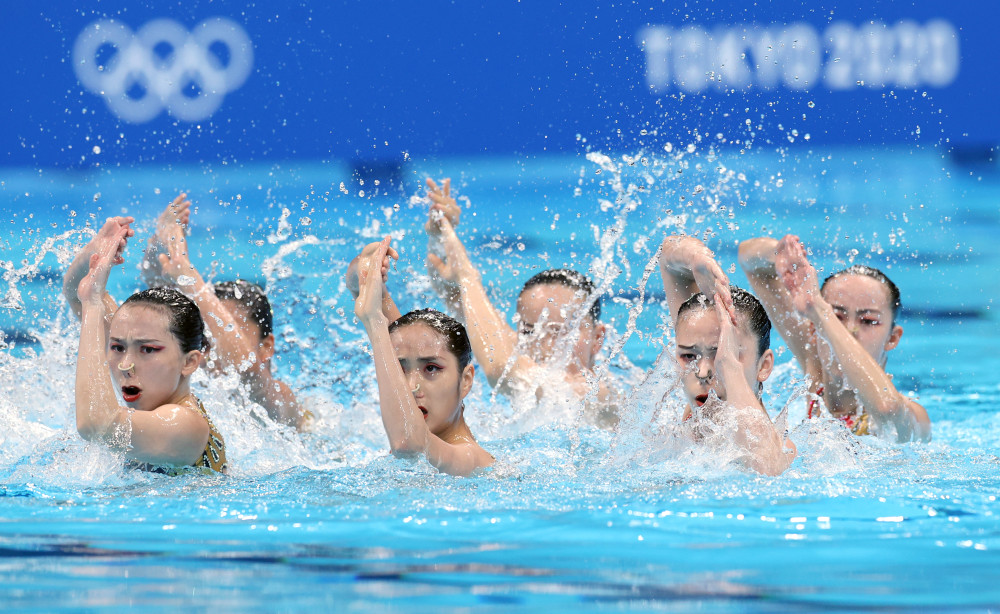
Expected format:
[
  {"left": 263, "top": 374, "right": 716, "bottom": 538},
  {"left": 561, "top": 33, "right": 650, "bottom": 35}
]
[
  {"left": 660, "top": 235, "right": 734, "bottom": 320},
  {"left": 157, "top": 193, "right": 191, "bottom": 234},
  {"left": 155, "top": 210, "right": 198, "bottom": 287},
  {"left": 692, "top": 251, "right": 734, "bottom": 321},
  {"left": 346, "top": 238, "right": 399, "bottom": 299},
  {"left": 77, "top": 222, "right": 131, "bottom": 306},
  {"left": 775, "top": 234, "right": 820, "bottom": 316},
  {"left": 425, "top": 178, "right": 461, "bottom": 235},
  {"left": 142, "top": 194, "right": 191, "bottom": 287},
  {"left": 426, "top": 215, "right": 477, "bottom": 287},
  {"left": 355, "top": 236, "right": 392, "bottom": 322}
]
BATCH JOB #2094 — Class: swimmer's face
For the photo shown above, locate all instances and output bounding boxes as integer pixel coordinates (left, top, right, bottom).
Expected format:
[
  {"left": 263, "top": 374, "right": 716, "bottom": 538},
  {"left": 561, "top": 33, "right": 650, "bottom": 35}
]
[
  {"left": 390, "top": 323, "right": 474, "bottom": 437},
  {"left": 218, "top": 298, "right": 275, "bottom": 366},
  {"left": 821, "top": 274, "right": 902, "bottom": 366},
  {"left": 515, "top": 283, "right": 605, "bottom": 369},
  {"left": 674, "top": 307, "right": 771, "bottom": 409},
  {"left": 108, "top": 304, "right": 201, "bottom": 412}
]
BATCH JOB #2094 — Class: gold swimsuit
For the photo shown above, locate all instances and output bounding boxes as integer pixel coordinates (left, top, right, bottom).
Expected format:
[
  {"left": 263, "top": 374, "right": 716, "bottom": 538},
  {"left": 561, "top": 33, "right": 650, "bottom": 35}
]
[
  {"left": 130, "top": 396, "right": 228, "bottom": 474},
  {"left": 191, "top": 397, "right": 228, "bottom": 473}
]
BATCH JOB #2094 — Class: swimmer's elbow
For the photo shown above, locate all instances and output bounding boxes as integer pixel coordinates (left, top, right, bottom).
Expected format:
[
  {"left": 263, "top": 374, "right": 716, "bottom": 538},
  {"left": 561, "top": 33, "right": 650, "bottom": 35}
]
[
  {"left": 388, "top": 434, "right": 426, "bottom": 455},
  {"left": 737, "top": 238, "right": 777, "bottom": 273},
  {"left": 76, "top": 419, "right": 108, "bottom": 443}
]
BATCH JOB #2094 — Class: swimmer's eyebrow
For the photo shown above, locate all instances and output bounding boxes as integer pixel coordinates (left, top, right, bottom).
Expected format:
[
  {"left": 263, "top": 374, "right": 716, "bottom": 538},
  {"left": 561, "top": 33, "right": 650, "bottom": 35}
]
[
  {"left": 398, "top": 355, "right": 447, "bottom": 363},
  {"left": 676, "top": 344, "right": 716, "bottom": 351},
  {"left": 830, "top": 305, "right": 884, "bottom": 316},
  {"left": 109, "top": 337, "right": 164, "bottom": 344}
]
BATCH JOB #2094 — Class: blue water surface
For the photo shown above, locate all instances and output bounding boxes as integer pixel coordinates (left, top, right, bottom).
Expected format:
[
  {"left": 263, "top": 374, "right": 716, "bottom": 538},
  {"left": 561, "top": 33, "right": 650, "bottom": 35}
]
[{"left": 1, "top": 146, "right": 998, "bottom": 612}]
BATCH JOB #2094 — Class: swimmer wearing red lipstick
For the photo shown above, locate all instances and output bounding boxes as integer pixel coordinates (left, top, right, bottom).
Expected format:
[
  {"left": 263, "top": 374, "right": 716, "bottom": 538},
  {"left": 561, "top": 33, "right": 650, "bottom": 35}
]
[
  {"left": 353, "top": 237, "right": 493, "bottom": 477},
  {"left": 659, "top": 235, "right": 795, "bottom": 476},
  {"left": 74, "top": 219, "right": 226, "bottom": 473}
]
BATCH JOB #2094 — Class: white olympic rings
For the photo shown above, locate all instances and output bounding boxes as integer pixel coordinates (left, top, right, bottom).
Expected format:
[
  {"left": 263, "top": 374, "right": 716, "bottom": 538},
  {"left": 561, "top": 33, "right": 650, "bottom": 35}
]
[{"left": 73, "top": 17, "right": 253, "bottom": 123}]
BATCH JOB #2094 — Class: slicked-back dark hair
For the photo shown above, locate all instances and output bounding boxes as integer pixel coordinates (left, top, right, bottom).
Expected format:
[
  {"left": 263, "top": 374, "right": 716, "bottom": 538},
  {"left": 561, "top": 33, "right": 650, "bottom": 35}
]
[
  {"left": 822, "top": 265, "right": 901, "bottom": 325},
  {"left": 120, "top": 287, "right": 208, "bottom": 353},
  {"left": 519, "top": 269, "right": 601, "bottom": 320},
  {"left": 677, "top": 286, "right": 772, "bottom": 357},
  {"left": 214, "top": 280, "right": 273, "bottom": 339},
  {"left": 388, "top": 308, "right": 473, "bottom": 370}
]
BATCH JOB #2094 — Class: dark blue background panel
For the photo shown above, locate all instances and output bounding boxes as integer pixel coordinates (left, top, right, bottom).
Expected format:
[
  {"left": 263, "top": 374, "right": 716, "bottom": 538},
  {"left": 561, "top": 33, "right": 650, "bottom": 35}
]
[{"left": 3, "top": 1, "right": 996, "bottom": 168}]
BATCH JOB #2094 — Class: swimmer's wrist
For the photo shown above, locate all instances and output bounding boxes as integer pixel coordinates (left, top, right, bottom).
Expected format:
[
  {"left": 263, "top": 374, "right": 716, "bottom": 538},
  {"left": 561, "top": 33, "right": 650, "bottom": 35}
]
[{"left": 805, "top": 299, "right": 834, "bottom": 323}]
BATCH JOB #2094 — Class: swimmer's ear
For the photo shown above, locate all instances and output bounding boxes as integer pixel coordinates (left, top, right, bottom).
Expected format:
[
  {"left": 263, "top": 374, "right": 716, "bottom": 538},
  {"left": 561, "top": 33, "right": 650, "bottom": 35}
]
[
  {"left": 756, "top": 348, "right": 775, "bottom": 383},
  {"left": 592, "top": 321, "right": 607, "bottom": 353},
  {"left": 459, "top": 363, "right": 475, "bottom": 399},
  {"left": 885, "top": 324, "right": 903, "bottom": 352},
  {"left": 181, "top": 350, "right": 202, "bottom": 377},
  {"left": 258, "top": 334, "right": 276, "bottom": 362}
]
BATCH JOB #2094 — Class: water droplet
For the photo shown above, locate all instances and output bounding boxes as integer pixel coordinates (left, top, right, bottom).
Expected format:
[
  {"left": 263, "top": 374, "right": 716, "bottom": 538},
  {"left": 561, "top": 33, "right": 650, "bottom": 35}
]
[
  {"left": 807, "top": 101, "right": 815, "bottom": 108},
  {"left": 176, "top": 275, "right": 196, "bottom": 286},
  {"left": 92, "top": 145, "right": 101, "bottom": 154}
]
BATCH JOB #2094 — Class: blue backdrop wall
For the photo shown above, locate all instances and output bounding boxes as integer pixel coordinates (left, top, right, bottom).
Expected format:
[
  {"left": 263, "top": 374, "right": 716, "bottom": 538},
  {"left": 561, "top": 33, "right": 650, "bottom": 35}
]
[{"left": 3, "top": 1, "right": 996, "bottom": 168}]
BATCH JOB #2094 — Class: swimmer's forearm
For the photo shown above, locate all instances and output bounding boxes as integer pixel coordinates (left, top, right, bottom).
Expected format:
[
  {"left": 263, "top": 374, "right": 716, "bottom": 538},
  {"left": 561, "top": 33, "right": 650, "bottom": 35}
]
[
  {"left": 75, "top": 306, "right": 123, "bottom": 441},
  {"left": 737, "top": 238, "right": 779, "bottom": 275},
  {"left": 659, "top": 235, "right": 718, "bottom": 317},
  {"left": 456, "top": 279, "right": 517, "bottom": 385},
  {"left": 807, "top": 302, "right": 912, "bottom": 424},
  {"left": 183, "top": 274, "right": 258, "bottom": 371},
  {"left": 361, "top": 314, "right": 430, "bottom": 453}
]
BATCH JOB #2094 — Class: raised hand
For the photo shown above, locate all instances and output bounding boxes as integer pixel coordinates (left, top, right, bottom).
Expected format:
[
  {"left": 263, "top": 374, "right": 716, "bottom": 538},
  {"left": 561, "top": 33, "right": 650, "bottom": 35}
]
[
  {"left": 425, "top": 178, "right": 461, "bottom": 236},
  {"left": 426, "top": 215, "right": 475, "bottom": 288},
  {"left": 155, "top": 193, "right": 191, "bottom": 236},
  {"left": 156, "top": 213, "right": 196, "bottom": 286},
  {"left": 775, "top": 234, "right": 820, "bottom": 315},
  {"left": 693, "top": 255, "right": 734, "bottom": 321},
  {"left": 355, "top": 236, "right": 393, "bottom": 322},
  {"left": 78, "top": 222, "right": 131, "bottom": 306}
]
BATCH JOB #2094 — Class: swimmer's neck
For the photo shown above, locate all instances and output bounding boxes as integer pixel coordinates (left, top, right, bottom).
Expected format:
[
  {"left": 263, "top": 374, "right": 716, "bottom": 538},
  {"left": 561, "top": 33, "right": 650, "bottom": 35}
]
[{"left": 435, "top": 416, "right": 476, "bottom": 445}]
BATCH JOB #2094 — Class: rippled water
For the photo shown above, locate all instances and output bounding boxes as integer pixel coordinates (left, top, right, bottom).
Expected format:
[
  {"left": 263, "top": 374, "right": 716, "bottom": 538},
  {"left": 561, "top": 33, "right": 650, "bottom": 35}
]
[{"left": 1, "top": 147, "right": 998, "bottom": 611}]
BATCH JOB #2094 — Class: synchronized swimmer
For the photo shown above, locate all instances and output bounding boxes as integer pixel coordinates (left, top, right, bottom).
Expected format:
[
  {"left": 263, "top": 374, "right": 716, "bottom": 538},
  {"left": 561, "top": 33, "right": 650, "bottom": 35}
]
[{"left": 63, "top": 179, "right": 932, "bottom": 477}]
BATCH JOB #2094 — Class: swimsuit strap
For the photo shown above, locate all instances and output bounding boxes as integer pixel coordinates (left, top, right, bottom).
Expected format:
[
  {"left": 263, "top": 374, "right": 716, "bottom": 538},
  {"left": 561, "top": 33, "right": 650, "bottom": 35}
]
[
  {"left": 807, "top": 386, "right": 825, "bottom": 419},
  {"left": 190, "top": 397, "right": 228, "bottom": 473}
]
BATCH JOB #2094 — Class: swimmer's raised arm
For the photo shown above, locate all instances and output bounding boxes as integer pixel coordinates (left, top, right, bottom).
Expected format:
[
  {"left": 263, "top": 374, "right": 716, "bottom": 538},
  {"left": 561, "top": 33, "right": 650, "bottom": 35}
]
[
  {"left": 426, "top": 215, "right": 519, "bottom": 388},
  {"left": 424, "top": 178, "right": 464, "bottom": 319},
  {"left": 62, "top": 216, "right": 134, "bottom": 326},
  {"left": 355, "top": 237, "right": 492, "bottom": 477},
  {"left": 739, "top": 236, "right": 821, "bottom": 376},
  {"left": 154, "top": 214, "right": 258, "bottom": 373},
  {"left": 778, "top": 238, "right": 930, "bottom": 442},
  {"left": 74, "top": 225, "right": 209, "bottom": 465},
  {"left": 710, "top": 299, "right": 795, "bottom": 476},
  {"left": 141, "top": 194, "right": 191, "bottom": 289},
  {"left": 659, "top": 235, "right": 734, "bottom": 323},
  {"left": 346, "top": 239, "right": 401, "bottom": 321}
]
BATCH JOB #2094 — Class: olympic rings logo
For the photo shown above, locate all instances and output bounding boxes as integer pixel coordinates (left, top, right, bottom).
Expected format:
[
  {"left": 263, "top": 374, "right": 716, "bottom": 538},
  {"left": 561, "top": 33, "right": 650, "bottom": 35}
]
[{"left": 73, "top": 18, "right": 253, "bottom": 123}]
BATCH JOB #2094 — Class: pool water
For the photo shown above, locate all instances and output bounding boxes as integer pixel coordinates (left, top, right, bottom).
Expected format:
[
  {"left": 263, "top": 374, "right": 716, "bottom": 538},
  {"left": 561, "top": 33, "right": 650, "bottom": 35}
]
[{"left": 1, "top": 145, "right": 999, "bottom": 612}]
